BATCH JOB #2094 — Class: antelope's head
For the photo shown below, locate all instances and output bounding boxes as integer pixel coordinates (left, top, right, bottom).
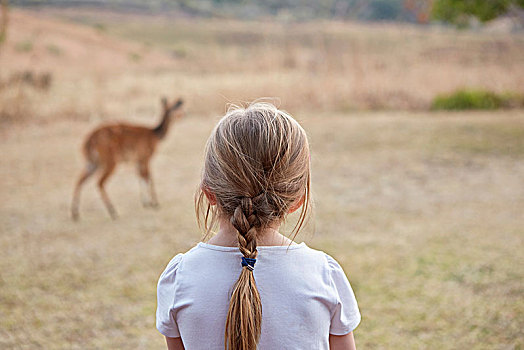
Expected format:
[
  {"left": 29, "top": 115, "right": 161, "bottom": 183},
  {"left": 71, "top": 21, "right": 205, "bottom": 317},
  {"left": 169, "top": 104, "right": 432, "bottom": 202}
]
[{"left": 161, "top": 97, "right": 184, "bottom": 121}]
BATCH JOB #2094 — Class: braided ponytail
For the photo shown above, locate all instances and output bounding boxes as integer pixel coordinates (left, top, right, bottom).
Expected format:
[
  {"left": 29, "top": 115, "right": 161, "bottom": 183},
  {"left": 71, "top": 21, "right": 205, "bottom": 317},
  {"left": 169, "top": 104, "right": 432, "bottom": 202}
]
[
  {"left": 195, "top": 102, "right": 311, "bottom": 350},
  {"left": 225, "top": 196, "right": 262, "bottom": 350}
]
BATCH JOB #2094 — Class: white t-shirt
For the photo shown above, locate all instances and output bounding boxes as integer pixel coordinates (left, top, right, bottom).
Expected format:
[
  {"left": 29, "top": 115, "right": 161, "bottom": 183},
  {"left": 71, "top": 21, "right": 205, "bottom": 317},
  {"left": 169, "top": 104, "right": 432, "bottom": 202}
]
[{"left": 156, "top": 242, "right": 361, "bottom": 349}]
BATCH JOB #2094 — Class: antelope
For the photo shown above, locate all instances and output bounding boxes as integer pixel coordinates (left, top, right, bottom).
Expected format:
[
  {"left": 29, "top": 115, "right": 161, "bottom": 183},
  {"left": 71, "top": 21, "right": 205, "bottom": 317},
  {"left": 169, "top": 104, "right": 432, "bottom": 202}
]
[{"left": 71, "top": 97, "right": 184, "bottom": 220}]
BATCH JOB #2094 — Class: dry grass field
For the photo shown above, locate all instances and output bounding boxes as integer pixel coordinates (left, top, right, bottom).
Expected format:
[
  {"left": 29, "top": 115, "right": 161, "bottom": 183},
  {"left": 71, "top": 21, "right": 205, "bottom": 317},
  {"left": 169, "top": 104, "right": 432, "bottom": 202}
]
[{"left": 0, "top": 9, "right": 523, "bottom": 349}]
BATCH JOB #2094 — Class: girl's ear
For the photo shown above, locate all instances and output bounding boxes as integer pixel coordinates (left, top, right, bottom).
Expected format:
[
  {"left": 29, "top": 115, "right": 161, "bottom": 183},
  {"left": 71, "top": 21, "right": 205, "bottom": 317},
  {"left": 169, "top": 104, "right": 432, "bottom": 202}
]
[
  {"left": 288, "top": 194, "right": 305, "bottom": 214},
  {"left": 202, "top": 185, "right": 217, "bottom": 205}
]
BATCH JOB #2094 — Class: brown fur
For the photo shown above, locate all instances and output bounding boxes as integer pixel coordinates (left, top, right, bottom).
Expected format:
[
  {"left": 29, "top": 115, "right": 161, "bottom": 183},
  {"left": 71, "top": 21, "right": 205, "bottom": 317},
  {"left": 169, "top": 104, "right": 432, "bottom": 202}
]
[{"left": 71, "top": 97, "right": 183, "bottom": 220}]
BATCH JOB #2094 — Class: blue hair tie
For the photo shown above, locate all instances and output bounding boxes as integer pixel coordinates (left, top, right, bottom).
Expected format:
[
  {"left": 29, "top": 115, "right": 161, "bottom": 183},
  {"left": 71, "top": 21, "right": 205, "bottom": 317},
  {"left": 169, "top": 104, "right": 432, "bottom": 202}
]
[{"left": 241, "top": 257, "right": 256, "bottom": 271}]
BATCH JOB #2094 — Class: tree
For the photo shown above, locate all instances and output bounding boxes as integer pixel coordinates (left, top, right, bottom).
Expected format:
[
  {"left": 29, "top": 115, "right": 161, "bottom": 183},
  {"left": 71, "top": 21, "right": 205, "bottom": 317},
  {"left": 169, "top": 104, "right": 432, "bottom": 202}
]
[
  {"left": 404, "top": 0, "right": 433, "bottom": 23},
  {"left": 368, "top": 0, "right": 403, "bottom": 20},
  {"left": 432, "top": 0, "right": 524, "bottom": 26}
]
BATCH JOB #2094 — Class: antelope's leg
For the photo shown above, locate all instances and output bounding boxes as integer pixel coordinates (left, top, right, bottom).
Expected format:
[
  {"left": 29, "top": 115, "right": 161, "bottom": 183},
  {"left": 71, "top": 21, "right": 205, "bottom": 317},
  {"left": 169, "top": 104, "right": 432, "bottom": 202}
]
[
  {"left": 71, "top": 162, "right": 98, "bottom": 221},
  {"left": 97, "top": 161, "right": 118, "bottom": 219},
  {"left": 139, "top": 176, "right": 150, "bottom": 207},
  {"left": 138, "top": 160, "right": 159, "bottom": 208}
]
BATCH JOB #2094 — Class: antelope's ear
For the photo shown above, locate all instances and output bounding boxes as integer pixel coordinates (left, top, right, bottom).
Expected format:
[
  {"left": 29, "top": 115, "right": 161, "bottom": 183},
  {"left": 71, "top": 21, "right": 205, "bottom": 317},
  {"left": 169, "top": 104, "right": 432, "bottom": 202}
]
[
  {"left": 161, "top": 97, "right": 168, "bottom": 109},
  {"left": 173, "top": 98, "right": 184, "bottom": 110}
]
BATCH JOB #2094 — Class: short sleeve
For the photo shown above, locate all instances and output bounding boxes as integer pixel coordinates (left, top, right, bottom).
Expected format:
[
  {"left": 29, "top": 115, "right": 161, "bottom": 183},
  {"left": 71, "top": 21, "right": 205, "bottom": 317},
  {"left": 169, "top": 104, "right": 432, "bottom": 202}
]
[
  {"left": 326, "top": 254, "right": 361, "bottom": 335},
  {"left": 156, "top": 253, "right": 184, "bottom": 338}
]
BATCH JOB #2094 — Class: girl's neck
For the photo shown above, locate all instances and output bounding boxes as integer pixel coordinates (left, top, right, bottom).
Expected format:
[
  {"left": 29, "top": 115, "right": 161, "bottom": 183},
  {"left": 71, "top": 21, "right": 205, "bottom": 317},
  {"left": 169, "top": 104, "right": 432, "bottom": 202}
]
[{"left": 206, "top": 217, "right": 296, "bottom": 247}]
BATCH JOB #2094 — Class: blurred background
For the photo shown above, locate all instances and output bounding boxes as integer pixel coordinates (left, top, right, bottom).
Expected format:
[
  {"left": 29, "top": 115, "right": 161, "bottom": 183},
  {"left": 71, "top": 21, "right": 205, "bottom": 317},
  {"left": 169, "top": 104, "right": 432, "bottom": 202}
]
[{"left": 0, "top": 0, "right": 523, "bottom": 348}]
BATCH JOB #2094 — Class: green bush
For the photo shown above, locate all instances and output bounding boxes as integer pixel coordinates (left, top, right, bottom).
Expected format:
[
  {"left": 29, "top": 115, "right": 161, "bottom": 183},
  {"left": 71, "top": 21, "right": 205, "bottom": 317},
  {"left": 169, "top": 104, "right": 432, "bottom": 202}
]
[
  {"left": 431, "top": 89, "right": 521, "bottom": 110},
  {"left": 432, "top": 0, "right": 523, "bottom": 26}
]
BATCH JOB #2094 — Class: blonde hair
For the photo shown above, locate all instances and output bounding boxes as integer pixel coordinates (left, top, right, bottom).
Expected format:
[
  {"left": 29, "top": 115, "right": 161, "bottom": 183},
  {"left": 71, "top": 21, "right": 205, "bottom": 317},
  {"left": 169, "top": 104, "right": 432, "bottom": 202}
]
[{"left": 195, "top": 102, "right": 311, "bottom": 350}]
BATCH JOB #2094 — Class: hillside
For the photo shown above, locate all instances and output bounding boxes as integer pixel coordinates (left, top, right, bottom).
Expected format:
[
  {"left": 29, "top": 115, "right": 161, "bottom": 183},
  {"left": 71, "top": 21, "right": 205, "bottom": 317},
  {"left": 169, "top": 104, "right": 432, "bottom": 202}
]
[
  {"left": 2, "top": 8, "right": 524, "bottom": 126},
  {"left": 1, "top": 9, "right": 174, "bottom": 76}
]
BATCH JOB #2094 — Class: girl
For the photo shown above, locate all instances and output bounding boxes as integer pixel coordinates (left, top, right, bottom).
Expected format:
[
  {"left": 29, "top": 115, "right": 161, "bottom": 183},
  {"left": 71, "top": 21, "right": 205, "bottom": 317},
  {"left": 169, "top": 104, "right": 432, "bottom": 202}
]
[{"left": 156, "top": 102, "right": 360, "bottom": 350}]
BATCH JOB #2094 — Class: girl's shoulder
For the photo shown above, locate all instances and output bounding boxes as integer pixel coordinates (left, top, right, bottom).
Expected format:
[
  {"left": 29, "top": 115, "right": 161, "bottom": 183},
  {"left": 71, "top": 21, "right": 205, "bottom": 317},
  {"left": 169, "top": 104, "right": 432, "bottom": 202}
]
[
  {"left": 157, "top": 244, "right": 202, "bottom": 279},
  {"left": 162, "top": 242, "right": 347, "bottom": 264},
  {"left": 158, "top": 243, "right": 352, "bottom": 287},
  {"left": 296, "top": 244, "right": 347, "bottom": 269},
  {"left": 157, "top": 253, "right": 184, "bottom": 284}
]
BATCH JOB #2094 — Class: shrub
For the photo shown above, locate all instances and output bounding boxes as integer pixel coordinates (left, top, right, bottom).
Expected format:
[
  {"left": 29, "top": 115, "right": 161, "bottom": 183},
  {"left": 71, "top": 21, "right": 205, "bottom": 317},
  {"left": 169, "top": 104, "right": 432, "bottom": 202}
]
[
  {"left": 430, "top": 89, "right": 521, "bottom": 110},
  {"left": 432, "top": 0, "right": 523, "bottom": 26}
]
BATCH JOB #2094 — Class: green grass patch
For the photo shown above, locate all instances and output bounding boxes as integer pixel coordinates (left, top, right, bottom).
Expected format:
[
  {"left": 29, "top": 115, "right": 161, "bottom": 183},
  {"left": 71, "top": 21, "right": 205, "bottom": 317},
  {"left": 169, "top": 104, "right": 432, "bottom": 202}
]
[
  {"left": 15, "top": 40, "right": 33, "bottom": 53},
  {"left": 431, "top": 89, "right": 524, "bottom": 111},
  {"left": 46, "top": 44, "right": 62, "bottom": 56},
  {"left": 93, "top": 22, "right": 107, "bottom": 32},
  {"left": 128, "top": 52, "right": 142, "bottom": 62}
]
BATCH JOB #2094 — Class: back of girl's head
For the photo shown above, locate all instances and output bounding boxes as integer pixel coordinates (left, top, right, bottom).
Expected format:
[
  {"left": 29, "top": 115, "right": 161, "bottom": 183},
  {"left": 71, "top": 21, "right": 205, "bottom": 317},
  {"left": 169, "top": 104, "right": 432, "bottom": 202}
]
[
  {"left": 197, "top": 101, "right": 311, "bottom": 237},
  {"left": 195, "top": 102, "right": 311, "bottom": 350}
]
